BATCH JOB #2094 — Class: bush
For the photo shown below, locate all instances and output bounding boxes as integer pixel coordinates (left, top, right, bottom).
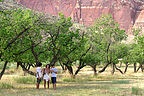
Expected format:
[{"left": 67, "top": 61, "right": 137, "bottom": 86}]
[
  {"left": 0, "top": 83, "right": 14, "bottom": 89},
  {"left": 14, "top": 76, "right": 36, "bottom": 84}
]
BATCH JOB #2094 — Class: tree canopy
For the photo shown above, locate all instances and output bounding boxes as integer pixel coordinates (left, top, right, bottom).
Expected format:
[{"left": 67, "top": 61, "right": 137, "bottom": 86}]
[{"left": 0, "top": 7, "right": 144, "bottom": 79}]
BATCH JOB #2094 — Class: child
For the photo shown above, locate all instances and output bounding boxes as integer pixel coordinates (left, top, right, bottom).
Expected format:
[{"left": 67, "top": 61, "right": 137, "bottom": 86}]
[
  {"left": 36, "top": 62, "right": 42, "bottom": 89},
  {"left": 50, "top": 64, "right": 57, "bottom": 90},
  {"left": 43, "top": 64, "right": 50, "bottom": 89}
]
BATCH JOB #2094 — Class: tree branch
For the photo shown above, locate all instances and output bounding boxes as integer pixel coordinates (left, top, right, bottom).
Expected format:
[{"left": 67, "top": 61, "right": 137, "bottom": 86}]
[
  {"left": 115, "top": 64, "right": 123, "bottom": 74},
  {"left": 18, "top": 62, "right": 35, "bottom": 76},
  {"left": 0, "top": 61, "right": 8, "bottom": 80},
  {"left": 4, "top": 26, "right": 31, "bottom": 50}
]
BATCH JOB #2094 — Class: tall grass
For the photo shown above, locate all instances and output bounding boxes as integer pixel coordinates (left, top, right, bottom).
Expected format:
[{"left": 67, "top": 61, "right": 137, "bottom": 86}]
[
  {"left": 14, "top": 76, "right": 36, "bottom": 84},
  {"left": 132, "top": 87, "right": 143, "bottom": 95},
  {"left": 63, "top": 77, "right": 92, "bottom": 82},
  {"left": 111, "top": 80, "right": 129, "bottom": 84},
  {"left": 0, "top": 83, "right": 14, "bottom": 89}
]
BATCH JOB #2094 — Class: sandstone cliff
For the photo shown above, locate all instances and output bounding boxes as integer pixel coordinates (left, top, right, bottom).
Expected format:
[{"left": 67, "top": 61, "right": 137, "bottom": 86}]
[{"left": 15, "top": 0, "right": 144, "bottom": 34}]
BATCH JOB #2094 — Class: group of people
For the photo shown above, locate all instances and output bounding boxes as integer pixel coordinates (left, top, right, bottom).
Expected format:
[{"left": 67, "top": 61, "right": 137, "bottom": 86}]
[{"left": 36, "top": 62, "right": 57, "bottom": 90}]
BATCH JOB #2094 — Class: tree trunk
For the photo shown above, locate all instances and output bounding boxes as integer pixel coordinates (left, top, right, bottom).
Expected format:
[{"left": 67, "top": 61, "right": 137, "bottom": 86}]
[
  {"left": 99, "top": 63, "right": 110, "bottom": 73},
  {"left": 134, "top": 63, "right": 137, "bottom": 73},
  {"left": 74, "top": 65, "right": 86, "bottom": 76},
  {"left": 124, "top": 63, "right": 128, "bottom": 73},
  {"left": 72, "top": 75, "right": 76, "bottom": 79},
  {"left": 115, "top": 64, "right": 123, "bottom": 74},
  {"left": 111, "top": 63, "right": 115, "bottom": 75},
  {"left": 16, "top": 62, "right": 20, "bottom": 69},
  {"left": 64, "top": 65, "right": 67, "bottom": 71},
  {"left": 119, "top": 62, "right": 122, "bottom": 68},
  {"left": 93, "top": 67, "right": 97, "bottom": 76},
  {"left": 65, "top": 65, "right": 73, "bottom": 75},
  {"left": 18, "top": 62, "right": 35, "bottom": 76},
  {"left": 24, "top": 71, "right": 27, "bottom": 76},
  {"left": 31, "top": 42, "right": 39, "bottom": 65},
  {"left": 91, "top": 65, "right": 97, "bottom": 76},
  {"left": 88, "top": 64, "right": 98, "bottom": 75},
  {"left": 59, "top": 61, "right": 65, "bottom": 71},
  {"left": 59, "top": 60, "right": 67, "bottom": 72},
  {"left": 141, "top": 64, "right": 143, "bottom": 72},
  {"left": 137, "top": 64, "right": 141, "bottom": 72},
  {"left": 137, "top": 64, "right": 143, "bottom": 72},
  {"left": 0, "top": 61, "right": 8, "bottom": 80}
]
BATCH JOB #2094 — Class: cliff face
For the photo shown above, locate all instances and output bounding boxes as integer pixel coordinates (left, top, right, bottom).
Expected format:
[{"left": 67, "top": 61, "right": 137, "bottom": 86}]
[{"left": 16, "top": 0, "right": 144, "bottom": 34}]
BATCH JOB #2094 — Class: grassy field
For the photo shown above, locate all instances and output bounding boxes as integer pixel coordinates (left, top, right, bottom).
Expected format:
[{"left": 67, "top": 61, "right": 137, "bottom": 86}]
[{"left": 0, "top": 66, "right": 144, "bottom": 96}]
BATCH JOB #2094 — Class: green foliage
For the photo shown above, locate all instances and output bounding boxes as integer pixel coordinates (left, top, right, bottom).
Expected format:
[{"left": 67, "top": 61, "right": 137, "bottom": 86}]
[
  {"left": 0, "top": 8, "right": 41, "bottom": 62},
  {"left": 88, "top": 14, "right": 127, "bottom": 68},
  {"left": 14, "top": 76, "right": 36, "bottom": 84},
  {"left": 0, "top": 83, "right": 14, "bottom": 89},
  {"left": 44, "top": 13, "right": 88, "bottom": 70},
  {"left": 123, "top": 29, "right": 144, "bottom": 65},
  {"left": 0, "top": 7, "right": 88, "bottom": 78},
  {"left": 133, "top": 28, "right": 141, "bottom": 37}
]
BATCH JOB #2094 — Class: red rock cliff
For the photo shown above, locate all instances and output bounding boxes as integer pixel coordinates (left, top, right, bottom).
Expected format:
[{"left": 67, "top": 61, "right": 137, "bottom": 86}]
[{"left": 16, "top": 0, "right": 144, "bottom": 34}]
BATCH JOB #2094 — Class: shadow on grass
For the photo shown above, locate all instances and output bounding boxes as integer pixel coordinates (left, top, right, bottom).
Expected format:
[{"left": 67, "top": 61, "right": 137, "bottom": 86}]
[
  {"left": 57, "top": 84, "right": 110, "bottom": 90},
  {"left": 60, "top": 80, "right": 130, "bottom": 85}
]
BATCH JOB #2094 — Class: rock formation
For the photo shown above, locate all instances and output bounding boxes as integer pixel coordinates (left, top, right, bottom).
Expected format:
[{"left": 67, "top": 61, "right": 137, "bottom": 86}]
[{"left": 15, "top": 0, "right": 144, "bottom": 34}]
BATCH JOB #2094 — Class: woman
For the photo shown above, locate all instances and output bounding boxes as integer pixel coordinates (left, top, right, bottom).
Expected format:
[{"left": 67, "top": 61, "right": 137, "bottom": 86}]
[{"left": 43, "top": 64, "right": 50, "bottom": 89}]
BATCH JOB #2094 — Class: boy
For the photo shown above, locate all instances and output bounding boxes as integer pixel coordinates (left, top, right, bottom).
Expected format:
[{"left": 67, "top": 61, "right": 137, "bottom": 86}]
[
  {"left": 36, "top": 62, "right": 42, "bottom": 89},
  {"left": 50, "top": 64, "right": 57, "bottom": 90}
]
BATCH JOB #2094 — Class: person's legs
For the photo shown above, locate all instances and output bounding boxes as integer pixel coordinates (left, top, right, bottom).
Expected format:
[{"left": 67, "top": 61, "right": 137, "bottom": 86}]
[
  {"left": 36, "top": 82, "right": 39, "bottom": 89},
  {"left": 36, "top": 78, "right": 41, "bottom": 89},
  {"left": 44, "top": 80, "right": 46, "bottom": 88},
  {"left": 47, "top": 80, "right": 49, "bottom": 89},
  {"left": 53, "top": 77, "right": 56, "bottom": 90},
  {"left": 51, "top": 77, "right": 54, "bottom": 89},
  {"left": 54, "top": 83, "right": 56, "bottom": 90}
]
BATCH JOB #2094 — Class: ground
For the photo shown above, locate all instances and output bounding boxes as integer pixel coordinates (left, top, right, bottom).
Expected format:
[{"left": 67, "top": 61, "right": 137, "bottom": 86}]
[{"left": 0, "top": 66, "right": 144, "bottom": 96}]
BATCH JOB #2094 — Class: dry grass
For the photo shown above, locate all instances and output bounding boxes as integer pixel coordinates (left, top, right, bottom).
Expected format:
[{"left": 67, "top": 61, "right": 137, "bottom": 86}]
[{"left": 1, "top": 66, "right": 144, "bottom": 96}]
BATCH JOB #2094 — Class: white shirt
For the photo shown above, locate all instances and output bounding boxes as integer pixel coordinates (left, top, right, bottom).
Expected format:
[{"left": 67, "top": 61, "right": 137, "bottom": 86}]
[
  {"left": 51, "top": 67, "right": 57, "bottom": 77},
  {"left": 36, "top": 67, "right": 42, "bottom": 78}
]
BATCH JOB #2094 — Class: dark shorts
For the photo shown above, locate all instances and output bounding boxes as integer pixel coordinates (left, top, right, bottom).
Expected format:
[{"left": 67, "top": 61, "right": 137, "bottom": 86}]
[
  {"left": 51, "top": 77, "right": 56, "bottom": 84},
  {"left": 37, "top": 78, "right": 41, "bottom": 83}
]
